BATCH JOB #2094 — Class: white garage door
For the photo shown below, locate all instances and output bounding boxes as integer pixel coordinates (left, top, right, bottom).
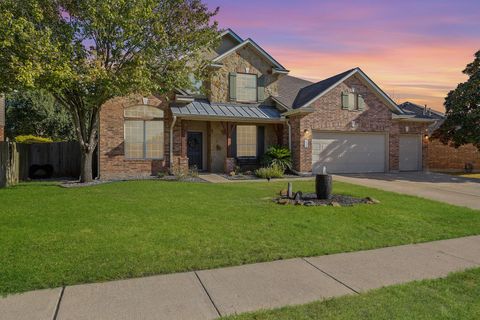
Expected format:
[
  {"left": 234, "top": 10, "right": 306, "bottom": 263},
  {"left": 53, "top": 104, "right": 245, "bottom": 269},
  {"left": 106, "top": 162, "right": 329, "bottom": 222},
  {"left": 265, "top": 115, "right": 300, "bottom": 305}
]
[
  {"left": 399, "top": 135, "right": 422, "bottom": 171},
  {"left": 312, "top": 132, "right": 387, "bottom": 174}
]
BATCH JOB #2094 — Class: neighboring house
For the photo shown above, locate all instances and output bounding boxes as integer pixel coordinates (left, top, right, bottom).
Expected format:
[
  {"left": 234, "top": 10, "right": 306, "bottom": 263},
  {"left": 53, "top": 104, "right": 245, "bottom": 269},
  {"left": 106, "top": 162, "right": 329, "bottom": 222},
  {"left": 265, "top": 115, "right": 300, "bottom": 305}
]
[
  {"left": 399, "top": 101, "right": 480, "bottom": 172},
  {"left": 0, "top": 94, "right": 5, "bottom": 142},
  {"left": 99, "top": 29, "right": 434, "bottom": 179}
]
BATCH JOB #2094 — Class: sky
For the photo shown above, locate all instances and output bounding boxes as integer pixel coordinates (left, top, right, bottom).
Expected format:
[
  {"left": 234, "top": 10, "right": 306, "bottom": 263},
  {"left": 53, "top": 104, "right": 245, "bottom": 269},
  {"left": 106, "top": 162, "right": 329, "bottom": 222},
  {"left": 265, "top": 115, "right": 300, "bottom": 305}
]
[{"left": 204, "top": 0, "right": 480, "bottom": 111}]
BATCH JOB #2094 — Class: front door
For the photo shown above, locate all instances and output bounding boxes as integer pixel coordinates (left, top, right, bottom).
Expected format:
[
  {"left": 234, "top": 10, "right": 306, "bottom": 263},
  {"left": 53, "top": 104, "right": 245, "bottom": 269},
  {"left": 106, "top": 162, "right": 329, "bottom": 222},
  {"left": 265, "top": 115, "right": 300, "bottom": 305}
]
[{"left": 187, "top": 132, "right": 203, "bottom": 170}]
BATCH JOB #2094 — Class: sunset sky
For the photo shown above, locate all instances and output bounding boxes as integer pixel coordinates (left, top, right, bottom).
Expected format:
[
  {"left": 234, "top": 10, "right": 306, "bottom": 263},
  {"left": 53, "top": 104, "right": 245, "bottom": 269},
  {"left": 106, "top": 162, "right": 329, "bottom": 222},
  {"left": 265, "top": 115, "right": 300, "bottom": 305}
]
[{"left": 205, "top": 0, "right": 480, "bottom": 111}]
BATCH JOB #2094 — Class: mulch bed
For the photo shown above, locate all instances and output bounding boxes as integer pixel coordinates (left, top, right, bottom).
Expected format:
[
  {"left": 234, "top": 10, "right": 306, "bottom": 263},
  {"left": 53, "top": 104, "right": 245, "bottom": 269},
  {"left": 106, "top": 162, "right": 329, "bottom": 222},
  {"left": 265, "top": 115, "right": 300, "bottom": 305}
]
[{"left": 275, "top": 192, "right": 379, "bottom": 207}]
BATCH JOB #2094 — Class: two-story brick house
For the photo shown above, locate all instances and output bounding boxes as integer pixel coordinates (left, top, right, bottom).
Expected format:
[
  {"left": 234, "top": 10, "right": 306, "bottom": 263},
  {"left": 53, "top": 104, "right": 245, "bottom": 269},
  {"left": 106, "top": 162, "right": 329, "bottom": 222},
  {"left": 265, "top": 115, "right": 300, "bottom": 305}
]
[{"left": 98, "top": 29, "right": 434, "bottom": 179}]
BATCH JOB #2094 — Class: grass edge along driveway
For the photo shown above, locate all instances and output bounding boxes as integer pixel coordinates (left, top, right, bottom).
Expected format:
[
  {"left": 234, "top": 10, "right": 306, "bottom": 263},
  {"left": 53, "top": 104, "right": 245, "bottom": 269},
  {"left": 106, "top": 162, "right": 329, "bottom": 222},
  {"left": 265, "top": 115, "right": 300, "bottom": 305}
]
[{"left": 1, "top": 180, "right": 479, "bottom": 296}]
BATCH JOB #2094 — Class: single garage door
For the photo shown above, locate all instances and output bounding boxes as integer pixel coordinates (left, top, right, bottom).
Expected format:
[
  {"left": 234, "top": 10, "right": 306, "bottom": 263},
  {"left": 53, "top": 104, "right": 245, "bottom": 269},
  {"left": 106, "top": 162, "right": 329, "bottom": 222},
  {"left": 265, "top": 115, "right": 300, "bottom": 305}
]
[
  {"left": 312, "top": 132, "right": 387, "bottom": 174},
  {"left": 399, "top": 135, "right": 422, "bottom": 171}
]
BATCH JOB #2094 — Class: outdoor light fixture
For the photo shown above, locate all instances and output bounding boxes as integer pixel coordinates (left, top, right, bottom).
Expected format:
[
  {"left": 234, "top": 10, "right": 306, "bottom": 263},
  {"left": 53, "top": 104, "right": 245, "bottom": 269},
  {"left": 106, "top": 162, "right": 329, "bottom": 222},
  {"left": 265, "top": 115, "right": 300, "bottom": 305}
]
[
  {"left": 303, "top": 129, "right": 311, "bottom": 149},
  {"left": 142, "top": 97, "right": 149, "bottom": 105},
  {"left": 405, "top": 126, "right": 410, "bottom": 133}
]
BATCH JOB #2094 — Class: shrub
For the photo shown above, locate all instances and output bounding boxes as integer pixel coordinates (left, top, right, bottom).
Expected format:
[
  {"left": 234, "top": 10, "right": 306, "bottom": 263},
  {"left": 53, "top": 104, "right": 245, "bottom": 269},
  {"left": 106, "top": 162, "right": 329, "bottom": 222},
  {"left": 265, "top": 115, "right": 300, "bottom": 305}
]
[
  {"left": 15, "top": 135, "right": 53, "bottom": 144},
  {"left": 261, "top": 146, "right": 292, "bottom": 172},
  {"left": 255, "top": 165, "right": 284, "bottom": 179}
]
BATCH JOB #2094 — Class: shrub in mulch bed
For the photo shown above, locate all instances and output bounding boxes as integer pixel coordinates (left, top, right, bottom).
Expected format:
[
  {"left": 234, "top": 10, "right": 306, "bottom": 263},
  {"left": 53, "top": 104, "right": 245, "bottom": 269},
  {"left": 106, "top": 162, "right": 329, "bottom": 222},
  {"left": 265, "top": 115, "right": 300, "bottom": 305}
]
[{"left": 275, "top": 192, "right": 380, "bottom": 207}]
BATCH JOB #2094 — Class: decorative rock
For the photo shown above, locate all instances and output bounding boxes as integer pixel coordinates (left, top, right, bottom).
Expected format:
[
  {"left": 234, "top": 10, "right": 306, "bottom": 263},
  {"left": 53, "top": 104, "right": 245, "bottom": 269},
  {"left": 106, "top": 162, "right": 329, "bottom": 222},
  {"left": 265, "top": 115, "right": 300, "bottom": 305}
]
[
  {"left": 278, "top": 198, "right": 290, "bottom": 205},
  {"left": 304, "top": 201, "right": 316, "bottom": 206},
  {"left": 280, "top": 189, "right": 288, "bottom": 197},
  {"left": 330, "top": 201, "right": 341, "bottom": 207},
  {"left": 294, "top": 200, "right": 304, "bottom": 206},
  {"left": 294, "top": 191, "right": 303, "bottom": 201},
  {"left": 287, "top": 182, "right": 293, "bottom": 199},
  {"left": 366, "top": 197, "right": 381, "bottom": 204}
]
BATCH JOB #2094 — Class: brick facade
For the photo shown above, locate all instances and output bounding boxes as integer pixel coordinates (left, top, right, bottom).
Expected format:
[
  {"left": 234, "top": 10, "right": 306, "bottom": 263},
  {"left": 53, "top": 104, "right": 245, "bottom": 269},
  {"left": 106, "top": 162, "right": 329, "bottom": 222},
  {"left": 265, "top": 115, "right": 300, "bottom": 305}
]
[
  {"left": 208, "top": 45, "right": 283, "bottom": 103},
  {"left": 0, "top": 126, "right": 4, "bottom": 142},
  {"left": 289, "top": 74, "right": 429, "bottom": 173},
  {"left": 427, "top": 140, "right": 480, "bottom": 172},
  {"left": 99, "top": 95, "right": 175, "bottom": 179}
]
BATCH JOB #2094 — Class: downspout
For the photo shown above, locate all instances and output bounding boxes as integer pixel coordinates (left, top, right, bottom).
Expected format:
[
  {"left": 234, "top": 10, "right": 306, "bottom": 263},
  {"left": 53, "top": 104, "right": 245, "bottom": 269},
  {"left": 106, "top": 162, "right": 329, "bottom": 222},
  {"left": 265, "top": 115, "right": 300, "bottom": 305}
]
[
  {"left": 286, "top": 118, "right": 292, "bottom": 151},
  {"left": 169, "top": 116, "right": 177, "bottom": 172}
]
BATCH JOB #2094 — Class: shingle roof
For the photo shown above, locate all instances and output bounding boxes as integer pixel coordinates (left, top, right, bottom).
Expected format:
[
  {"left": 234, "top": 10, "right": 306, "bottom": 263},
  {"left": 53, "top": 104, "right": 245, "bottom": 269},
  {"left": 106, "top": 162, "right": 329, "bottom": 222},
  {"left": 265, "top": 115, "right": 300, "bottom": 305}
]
[
  {"left": 398, "top": 102, "right": 445, "bottom": 133},
  {"left": 171, "top": 101, "right": 283, "bottom": 121},
  {"left": 292, "top": 69, "right": 356, "bottom": 109},
  {"left": 398, "top": 102, "right": 444, "bottom": 120},
  {"left": 276, "top": 76, "right": 313, "bottom": 109}
]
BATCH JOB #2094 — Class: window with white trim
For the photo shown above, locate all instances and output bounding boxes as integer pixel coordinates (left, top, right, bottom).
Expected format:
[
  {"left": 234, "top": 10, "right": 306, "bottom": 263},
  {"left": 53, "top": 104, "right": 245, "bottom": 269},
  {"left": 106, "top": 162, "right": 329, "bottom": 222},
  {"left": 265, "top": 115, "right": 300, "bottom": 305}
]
[
  {"left": 237, "top": 125, "right": 257, "bottom": 157},
  {"left": 124, "top": 105, "right": 164, "bottom": 159},
  {"left": 236, "top": 73, "right": 257, "bottom": 102}
]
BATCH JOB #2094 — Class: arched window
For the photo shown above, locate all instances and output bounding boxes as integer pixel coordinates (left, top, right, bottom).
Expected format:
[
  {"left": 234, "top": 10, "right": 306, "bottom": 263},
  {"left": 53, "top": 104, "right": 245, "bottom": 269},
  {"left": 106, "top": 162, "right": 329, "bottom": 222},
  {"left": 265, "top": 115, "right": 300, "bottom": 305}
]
[{"left": 124, "top": 105, "right": 164, "bottom": 160}]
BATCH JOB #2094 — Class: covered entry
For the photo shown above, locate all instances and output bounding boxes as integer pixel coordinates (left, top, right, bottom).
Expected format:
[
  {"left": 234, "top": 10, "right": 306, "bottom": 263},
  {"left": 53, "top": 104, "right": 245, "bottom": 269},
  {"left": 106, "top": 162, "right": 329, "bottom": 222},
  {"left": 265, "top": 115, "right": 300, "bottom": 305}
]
[
  {"left": 312, "top": 132, "right": 387, "bottom": 173},
  {"left": 399, "top": 135, "right": 422, "bottom": 171}
]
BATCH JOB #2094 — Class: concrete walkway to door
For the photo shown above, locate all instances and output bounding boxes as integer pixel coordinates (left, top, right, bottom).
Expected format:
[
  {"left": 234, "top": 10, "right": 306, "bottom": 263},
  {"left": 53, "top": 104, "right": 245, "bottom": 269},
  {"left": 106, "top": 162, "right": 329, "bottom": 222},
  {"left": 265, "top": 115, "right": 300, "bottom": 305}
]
[
  {"left": 2, "top": 235, "right": 480, "bottom": 320},
  {"left": 334, "top": 172, "right": 480, "bottom": 210}
]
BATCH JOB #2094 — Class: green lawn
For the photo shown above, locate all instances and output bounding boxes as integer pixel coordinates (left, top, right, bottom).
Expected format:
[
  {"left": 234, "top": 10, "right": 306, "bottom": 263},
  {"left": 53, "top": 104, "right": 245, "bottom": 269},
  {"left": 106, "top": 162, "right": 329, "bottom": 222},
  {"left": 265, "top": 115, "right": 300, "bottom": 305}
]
[
  {"left": 0, "top": 180, "right": 479, "bottom": 296},
  {"left": 224, "top": 267, "right": 480, "bottom": 320}
]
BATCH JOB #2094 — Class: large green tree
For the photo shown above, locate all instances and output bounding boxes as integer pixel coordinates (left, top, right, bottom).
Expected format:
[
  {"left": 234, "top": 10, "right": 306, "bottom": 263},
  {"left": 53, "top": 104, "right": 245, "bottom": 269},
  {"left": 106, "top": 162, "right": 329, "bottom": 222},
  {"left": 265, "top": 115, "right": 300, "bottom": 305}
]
[
  {"left": 0, "top": 0, "right": 219, "bottom": 182},
  {"left": 6, "top": 90, "right": 75, "bottom": 141},
  {"left": 434, "top": 50, "right": 480, "bottom": 150}
]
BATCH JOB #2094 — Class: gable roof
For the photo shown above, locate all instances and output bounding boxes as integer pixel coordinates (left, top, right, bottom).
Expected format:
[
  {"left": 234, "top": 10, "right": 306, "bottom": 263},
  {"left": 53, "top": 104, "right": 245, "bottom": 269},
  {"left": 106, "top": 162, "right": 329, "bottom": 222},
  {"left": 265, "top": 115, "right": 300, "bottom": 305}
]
[
  {"left": 292, "top": 69, "right": 356, "bottom": 109},
  {"left": 291, "top": 68, "right": 404, "bottom": 114},
  {"left": 275, "top": 75, "right": 313, "bottom": 109},
  {"left": 212, "top": 38, "right": 289, "bottom": 72},
  {"left": 219, "top": 29, "right": 243, "bottom": 44}
]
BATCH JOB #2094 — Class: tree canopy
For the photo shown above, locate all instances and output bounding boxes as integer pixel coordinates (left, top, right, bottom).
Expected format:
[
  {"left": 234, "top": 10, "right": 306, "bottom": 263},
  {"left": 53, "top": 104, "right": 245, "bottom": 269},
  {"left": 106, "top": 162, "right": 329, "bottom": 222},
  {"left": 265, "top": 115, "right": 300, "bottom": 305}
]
[
  {"left": 0, "top": 0, "right": 219, "bottom": 181},
  {"left": 434, "top": 50, "right": 480, "bottom": 150},
  {"left": 5, "top": 90, "right": 75, "bottom": 141}
]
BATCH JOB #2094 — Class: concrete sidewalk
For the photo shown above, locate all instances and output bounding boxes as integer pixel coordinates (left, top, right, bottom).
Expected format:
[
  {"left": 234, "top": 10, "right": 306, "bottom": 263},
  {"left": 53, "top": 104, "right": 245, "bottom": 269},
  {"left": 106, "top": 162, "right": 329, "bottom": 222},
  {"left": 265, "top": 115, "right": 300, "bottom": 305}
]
[{"left": 2, "top": 236, "right": 480, "bottom": 320}]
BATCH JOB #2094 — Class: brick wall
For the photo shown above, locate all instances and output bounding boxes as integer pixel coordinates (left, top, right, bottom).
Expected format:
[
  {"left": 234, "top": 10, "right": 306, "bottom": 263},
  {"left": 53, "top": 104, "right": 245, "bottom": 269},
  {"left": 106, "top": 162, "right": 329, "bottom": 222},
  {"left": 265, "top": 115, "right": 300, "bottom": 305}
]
[
  {"left": 290, "top": 74, "right": 429, "bottom": 173},
  {"left": 0, "top": 126, "right": 4, "bottom": 142},
  {"left": 0, "top": 94, "right": 4, "bottom": 141},
  {"left": 99, "top": 94, "right": 181, "bottom": 179},
  {"left": 427, "top": 140, "right": 480, "bottom": 172}
]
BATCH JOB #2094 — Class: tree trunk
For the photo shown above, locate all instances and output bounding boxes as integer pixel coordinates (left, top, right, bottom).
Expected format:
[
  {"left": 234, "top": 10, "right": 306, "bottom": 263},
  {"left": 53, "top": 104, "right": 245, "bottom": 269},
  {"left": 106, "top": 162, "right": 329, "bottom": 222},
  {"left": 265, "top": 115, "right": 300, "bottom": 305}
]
[{"left": 80, "top": 149, "right": 94, "bottom": 183}]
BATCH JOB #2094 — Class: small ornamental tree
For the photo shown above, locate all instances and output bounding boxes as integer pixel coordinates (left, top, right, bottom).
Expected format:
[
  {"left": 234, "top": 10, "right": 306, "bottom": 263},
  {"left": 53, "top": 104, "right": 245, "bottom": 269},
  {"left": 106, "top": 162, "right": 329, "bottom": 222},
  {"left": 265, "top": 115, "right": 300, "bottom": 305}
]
[
  {"left": 0, "top": 0, "right": 219, "bottom": 182},
  {"left": 433, "top": 50, "right": 480, "bottom": 150}
]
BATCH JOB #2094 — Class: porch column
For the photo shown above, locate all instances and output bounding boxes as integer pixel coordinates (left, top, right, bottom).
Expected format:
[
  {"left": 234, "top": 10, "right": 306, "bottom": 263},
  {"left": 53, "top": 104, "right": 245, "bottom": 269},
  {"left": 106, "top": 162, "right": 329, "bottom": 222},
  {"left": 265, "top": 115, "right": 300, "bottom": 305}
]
[{"left": 221, "top": 121, "right": 236, "bottom": 173}]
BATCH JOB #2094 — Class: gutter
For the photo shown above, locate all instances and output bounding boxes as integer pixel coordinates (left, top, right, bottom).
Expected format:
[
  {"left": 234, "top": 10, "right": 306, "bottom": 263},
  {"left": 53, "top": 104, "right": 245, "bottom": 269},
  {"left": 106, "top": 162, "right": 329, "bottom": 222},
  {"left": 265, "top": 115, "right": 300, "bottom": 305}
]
[
  {"left": 169, "top": 116, "right": 177, "bottom": 172},
  {"left": 282, "top": 107, "right": 314, "bottom": 116}
]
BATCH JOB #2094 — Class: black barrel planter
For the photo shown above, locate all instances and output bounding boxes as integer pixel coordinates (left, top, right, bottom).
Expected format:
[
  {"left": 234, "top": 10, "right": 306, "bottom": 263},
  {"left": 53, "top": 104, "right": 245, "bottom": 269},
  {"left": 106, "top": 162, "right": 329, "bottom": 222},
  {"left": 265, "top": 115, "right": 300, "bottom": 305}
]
[{"left": 316, "top": 174, "right": 332, "bottom": 200}]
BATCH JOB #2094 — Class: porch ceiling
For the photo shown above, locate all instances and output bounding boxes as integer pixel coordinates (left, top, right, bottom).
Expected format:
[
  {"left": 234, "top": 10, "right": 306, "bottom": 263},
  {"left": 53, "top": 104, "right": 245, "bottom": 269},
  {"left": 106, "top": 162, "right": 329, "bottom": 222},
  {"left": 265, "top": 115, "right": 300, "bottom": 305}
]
[{"left": 171, "top": 101, "right": 285, "bottom": 123}]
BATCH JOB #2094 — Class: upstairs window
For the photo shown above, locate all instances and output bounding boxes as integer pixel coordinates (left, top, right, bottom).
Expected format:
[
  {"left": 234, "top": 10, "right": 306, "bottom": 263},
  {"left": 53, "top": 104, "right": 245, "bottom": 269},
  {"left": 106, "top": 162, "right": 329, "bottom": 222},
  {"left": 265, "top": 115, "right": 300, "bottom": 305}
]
[
  {"left": 341, "top": 92, "right": 365, "bottom": 111},
  {"left": 124, "top": 105, "right": 164, "bottom": 160},
  {"left": 236, "top": 125, "right": 257, "bottom": 157},
  {"left": 229, "top": 73, "right": 264, "bottom": 103}
]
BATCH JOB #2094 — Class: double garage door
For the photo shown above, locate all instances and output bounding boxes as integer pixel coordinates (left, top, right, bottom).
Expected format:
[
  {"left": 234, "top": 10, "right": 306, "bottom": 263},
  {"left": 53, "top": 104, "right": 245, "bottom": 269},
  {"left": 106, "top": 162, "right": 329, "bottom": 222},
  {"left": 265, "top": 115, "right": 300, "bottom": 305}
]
[{"left": 312, "top": 132, "right": 422, "bottom": 174}]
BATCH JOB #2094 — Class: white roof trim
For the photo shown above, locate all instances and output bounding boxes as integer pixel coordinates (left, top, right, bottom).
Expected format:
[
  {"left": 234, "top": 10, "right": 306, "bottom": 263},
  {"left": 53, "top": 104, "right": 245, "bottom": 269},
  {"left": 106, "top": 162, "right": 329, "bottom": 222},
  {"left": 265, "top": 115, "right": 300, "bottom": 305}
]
[
  {"left": 220, "top": 29, "right": 243, "bottom": 44},
  {"left": 283, "top": 107, "right": 314, "bottom": 116},
  {"left": 212, "top": 38, "right": 288, "bottom": 71},
  {"left": 297, "top": 68, "right": 404, "bottom": 114}
]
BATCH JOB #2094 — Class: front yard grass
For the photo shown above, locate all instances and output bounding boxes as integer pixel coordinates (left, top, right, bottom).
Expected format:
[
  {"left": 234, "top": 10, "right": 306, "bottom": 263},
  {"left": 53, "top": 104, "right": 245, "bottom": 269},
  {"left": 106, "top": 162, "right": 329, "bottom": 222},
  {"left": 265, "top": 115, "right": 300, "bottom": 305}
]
[
  {"left": 0, "top": 180, "right": 479, "bottom": 296},
  {"left": 224, "top": 267, "right": 480, "bottom": 320}
]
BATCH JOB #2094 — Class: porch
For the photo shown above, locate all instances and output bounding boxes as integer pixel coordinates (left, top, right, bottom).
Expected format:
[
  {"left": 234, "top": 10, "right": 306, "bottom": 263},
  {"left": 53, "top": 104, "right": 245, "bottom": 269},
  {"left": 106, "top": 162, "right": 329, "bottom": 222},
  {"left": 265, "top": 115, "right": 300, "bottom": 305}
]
[{"left": 170, "top": 101, "right": 287, "bottom": 174}]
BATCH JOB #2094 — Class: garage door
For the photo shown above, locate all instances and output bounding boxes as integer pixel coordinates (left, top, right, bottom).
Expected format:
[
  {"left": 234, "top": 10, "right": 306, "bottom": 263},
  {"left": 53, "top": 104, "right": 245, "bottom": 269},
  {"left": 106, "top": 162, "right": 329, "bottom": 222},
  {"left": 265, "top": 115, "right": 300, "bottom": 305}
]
[
  {"left": 399, "top": 135, "right": 422, "bottom": 171},
  {"left": 312, "top": 132, "right": 387, "bottom": 174}
]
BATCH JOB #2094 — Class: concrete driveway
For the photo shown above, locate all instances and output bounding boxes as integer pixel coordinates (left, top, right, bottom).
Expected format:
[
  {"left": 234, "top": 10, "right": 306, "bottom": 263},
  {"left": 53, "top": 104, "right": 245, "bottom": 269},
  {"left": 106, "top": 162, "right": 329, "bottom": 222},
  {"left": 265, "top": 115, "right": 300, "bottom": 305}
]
[{"left": 334, "top": 172, "right": 480, "bottom": 210}]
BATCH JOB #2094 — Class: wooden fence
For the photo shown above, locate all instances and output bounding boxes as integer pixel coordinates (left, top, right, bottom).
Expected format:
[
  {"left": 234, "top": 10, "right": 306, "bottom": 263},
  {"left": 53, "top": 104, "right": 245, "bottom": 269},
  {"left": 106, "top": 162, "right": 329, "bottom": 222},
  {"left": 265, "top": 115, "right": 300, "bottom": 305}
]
[{"left": 0, "top": 141, "right": 82, "bottom": 187}]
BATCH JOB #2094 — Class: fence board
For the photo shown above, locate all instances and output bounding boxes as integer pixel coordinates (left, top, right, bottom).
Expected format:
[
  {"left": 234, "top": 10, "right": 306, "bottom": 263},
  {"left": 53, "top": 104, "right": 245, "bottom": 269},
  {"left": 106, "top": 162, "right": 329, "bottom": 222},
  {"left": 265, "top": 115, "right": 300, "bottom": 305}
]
[{"left": 1, "top": 142, "right": 82, "bottom": 187}]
